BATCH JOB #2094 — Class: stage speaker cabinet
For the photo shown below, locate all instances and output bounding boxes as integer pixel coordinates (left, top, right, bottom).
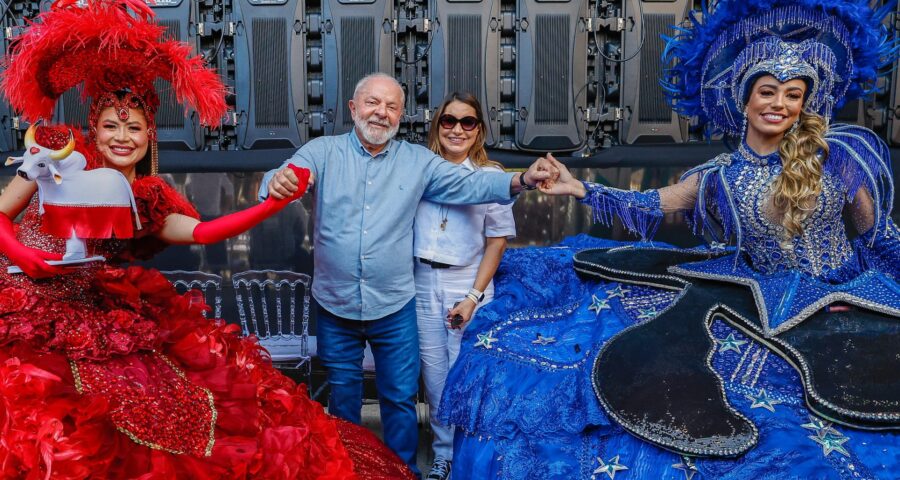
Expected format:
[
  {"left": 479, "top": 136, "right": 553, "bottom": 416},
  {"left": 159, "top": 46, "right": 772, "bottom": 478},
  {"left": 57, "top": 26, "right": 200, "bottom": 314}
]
[
  {"left": 890, "top": 40, "right": 900, "bottom": 144},
  {"left": 233, "top": 0, "right": 307, "bottom": 149},
  {"left": 833, "top": 98, "right": 870, "bottom": 129},
  {"left": 0, "top": 19, "right": 13, "bottom": 152},
  {"left": 151, "top": 0, "right": 205, "bottom": 150},
  {"left": 515, "top": 0, "right": 588, "bottom": 152},
  {"left": 620, "top": 0, "right": 690, "bottom": 144},
  {"left": 320, "top": 0, "right": 395, "bottom": 136},
  {"left": 428, "top": 0, "right": 503, "bottom": 148}
]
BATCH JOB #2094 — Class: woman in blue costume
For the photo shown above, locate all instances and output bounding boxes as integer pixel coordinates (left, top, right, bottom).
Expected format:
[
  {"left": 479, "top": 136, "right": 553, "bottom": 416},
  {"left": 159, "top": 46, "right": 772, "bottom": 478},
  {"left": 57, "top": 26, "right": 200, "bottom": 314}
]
[{"left": 439, "top": 0, "right": 900, "bottom": 478}]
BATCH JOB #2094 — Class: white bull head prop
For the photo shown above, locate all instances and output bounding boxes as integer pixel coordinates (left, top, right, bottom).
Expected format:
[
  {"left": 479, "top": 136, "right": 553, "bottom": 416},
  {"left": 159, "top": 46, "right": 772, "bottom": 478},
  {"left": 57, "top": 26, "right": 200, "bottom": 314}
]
[
  {"left": 3, "top": 123, "right": 141, "bottom": 274},
  {"left": 5, "top": 123, "right": 86, "bottom": 184}
]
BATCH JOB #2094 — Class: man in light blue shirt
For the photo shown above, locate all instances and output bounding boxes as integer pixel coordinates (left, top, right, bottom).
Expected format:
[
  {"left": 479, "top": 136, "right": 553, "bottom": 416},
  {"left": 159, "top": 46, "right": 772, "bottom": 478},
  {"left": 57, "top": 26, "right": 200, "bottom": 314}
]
[{"left": 260, "top": 72, "right": 551, "bottom": 474}]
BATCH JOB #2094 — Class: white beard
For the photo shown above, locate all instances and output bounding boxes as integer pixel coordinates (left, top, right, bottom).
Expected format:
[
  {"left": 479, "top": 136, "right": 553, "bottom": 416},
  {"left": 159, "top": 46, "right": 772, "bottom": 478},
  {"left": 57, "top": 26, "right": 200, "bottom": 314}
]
[{"left": 354, "top": 115, "right": 398, "bottom": 146}]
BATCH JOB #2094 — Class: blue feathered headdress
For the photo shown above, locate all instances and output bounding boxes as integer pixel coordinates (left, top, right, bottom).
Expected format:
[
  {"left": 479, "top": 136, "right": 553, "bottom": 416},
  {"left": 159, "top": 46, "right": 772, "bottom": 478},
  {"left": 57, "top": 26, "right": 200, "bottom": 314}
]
[{"left": 662, "top": 0, "right": 898, "bottom": 137}]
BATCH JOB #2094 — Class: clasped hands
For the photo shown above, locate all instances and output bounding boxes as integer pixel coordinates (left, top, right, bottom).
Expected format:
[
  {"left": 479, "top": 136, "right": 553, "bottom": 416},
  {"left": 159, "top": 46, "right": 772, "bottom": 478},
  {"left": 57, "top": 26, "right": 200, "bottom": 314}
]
[
  {"left": 525, "top": 153, "right": 586, "bottom": 199},
  {"left": 268, "top": 152, "right": 583, "bottom": 200}
]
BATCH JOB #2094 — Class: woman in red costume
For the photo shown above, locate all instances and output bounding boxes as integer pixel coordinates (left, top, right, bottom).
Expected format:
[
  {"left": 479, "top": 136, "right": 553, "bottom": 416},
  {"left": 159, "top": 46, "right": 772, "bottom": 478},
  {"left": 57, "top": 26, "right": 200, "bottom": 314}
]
[{"left": 0, "top": 0, "right": 415, "bottom": 478}]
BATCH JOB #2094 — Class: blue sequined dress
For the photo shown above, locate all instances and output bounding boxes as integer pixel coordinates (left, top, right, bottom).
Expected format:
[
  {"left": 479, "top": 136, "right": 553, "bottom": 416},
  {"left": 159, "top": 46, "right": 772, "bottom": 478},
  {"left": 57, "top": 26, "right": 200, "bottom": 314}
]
[{"left": 439, "top": 125, "right": 900, "bottom": 479}]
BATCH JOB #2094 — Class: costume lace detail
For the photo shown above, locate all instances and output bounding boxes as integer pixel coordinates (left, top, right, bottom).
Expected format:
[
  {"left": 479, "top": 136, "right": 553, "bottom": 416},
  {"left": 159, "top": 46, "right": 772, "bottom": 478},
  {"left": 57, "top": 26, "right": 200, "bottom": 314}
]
[
  {"left": 72, "top": 352, "right": 216, "bottom": 457},
  {"left": 579, "top": 183, "right": 663, "bottom": 241},
  {"left": 727, "top": 151, "right": 856, "bottom": 280},
  {"left": 440, "top": 235, "right": 683, "bottom": 438},
  {"left": 855, "top": 218, "right": 900, "bottom": 280}
]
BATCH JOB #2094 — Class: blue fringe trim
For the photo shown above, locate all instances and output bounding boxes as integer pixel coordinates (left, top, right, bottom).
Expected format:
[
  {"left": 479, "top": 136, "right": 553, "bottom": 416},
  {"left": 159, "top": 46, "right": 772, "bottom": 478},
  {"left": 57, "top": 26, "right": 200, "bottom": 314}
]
[
  {"left": 681, "top": 154, "right": 742, "bottom": 253},
  {"left": 579, "top": 182, "right": 663, "bottom": 242},
  {"left": 824, "top": 123, "right": 895, "bottom": 242}
]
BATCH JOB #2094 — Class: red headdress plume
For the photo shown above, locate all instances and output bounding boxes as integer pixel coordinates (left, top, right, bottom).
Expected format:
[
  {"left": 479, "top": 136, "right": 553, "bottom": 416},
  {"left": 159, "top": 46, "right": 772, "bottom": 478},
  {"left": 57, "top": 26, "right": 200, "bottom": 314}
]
[{"left": 0, "top": 0, "right": 227, "bottom": 129}]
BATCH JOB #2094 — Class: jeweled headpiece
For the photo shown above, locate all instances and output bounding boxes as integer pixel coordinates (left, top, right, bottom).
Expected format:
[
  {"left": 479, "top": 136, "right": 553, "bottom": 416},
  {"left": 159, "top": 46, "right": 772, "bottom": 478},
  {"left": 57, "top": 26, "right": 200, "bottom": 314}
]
[
  {"left": 1, "top": 0, "right": 227, "bottom": 147},
  {"left": 662, "top": 0, "right": 898, "bottom": 136}
]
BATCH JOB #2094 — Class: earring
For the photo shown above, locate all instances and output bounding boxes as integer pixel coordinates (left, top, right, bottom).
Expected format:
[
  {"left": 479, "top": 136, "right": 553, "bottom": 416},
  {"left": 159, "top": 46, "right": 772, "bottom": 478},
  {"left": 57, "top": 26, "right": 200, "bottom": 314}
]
[
  {"left": 788, "top": 121, "right": 799, "bottom": 135},
  {"left": 741, "top": 110, "right": 748, "bottom": 139},
  {"left": 151, "top": 141, "right": 159, "bottom": 176}
]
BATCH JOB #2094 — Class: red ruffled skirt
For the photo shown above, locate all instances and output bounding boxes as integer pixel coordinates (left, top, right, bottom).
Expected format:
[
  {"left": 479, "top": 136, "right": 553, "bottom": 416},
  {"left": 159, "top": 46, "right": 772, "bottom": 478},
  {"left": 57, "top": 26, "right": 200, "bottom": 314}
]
[{"left": 0, "top": 265, "right": 415, "bottom": 480}]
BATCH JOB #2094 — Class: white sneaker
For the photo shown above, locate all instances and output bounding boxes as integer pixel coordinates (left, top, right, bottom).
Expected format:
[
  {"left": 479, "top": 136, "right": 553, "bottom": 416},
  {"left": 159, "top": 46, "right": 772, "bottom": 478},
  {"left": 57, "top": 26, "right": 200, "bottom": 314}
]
[{"left": 425, "top": 456, "right": 451, "bottom": 480}]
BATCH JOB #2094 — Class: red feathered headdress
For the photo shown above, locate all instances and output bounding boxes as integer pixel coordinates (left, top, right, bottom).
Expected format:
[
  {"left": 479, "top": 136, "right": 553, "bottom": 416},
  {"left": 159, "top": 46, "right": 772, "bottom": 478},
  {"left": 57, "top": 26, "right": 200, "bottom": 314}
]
[{"left": 1, "top": 0, "right": 227, "bottom": 129}]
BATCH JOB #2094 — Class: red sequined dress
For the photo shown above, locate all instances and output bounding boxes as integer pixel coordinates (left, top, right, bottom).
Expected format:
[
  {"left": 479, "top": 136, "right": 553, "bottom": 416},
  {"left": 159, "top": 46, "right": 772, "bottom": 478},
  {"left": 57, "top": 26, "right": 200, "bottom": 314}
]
[{"left": 0, "top": 177, "right": 415, "bottom": 479}]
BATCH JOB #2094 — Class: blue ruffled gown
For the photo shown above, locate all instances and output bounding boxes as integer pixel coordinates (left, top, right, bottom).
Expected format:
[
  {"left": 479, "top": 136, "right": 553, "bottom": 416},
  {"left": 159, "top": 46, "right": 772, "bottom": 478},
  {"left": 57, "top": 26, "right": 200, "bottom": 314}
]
[{"left": 440, "top": 125, "right": 900, "bottom": 479}]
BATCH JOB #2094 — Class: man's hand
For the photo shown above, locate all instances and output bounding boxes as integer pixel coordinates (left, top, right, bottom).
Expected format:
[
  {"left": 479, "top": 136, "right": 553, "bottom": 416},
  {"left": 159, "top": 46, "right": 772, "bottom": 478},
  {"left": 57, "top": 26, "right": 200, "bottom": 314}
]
[
  {"left": 268, "top": 165, "right": 314, "bottom": 200},
  {"left": 515, "top": 156, "right": 558, "bottom": 193},
  {"left": 537, "top": 153, "right": 587, "bottom": 198}
]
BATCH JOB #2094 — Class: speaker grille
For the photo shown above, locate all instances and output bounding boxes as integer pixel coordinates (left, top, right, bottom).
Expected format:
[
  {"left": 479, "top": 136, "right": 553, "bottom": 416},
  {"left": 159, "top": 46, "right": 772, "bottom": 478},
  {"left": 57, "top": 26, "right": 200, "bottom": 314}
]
[
  {"left": 341, "top": 16, "right": 376, "bottom": 126},
  {"left": 448, "top": 15, "right": 482, "bottom": 96},
  {"left": 59, "top": 90, "right": 90, "bottom": 126},
  {"left": 637, "top": 13, "right": 674, "bottom": 123},
  {"left": 252, "top": 17, "right": 290, "bottom": 128},
  {"left": 155, "top": 20, "right": 185, "bottom": 130},
  {"left": 535, "top": 14, "right": 569, "bottom": 125}
]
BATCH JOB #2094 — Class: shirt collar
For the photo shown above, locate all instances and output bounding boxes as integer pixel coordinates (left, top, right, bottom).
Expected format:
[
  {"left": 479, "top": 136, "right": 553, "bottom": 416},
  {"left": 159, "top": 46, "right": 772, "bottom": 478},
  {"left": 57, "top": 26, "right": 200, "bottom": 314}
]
[{"left": 349, "top": 129, "right": 395, "bottom": 158}]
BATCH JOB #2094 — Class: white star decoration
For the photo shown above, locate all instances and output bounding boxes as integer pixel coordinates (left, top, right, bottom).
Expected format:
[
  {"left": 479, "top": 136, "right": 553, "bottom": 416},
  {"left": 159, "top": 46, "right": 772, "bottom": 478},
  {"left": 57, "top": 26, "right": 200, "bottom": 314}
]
[
  {"left": 588, "top": 294, "right": 611, "bottom": 316},
  {"left": 744, "top": 388, "right": 783, "bottom": 412},
  {"left": 531, "top": 334, "right": 556, "bottom": 345},
  {"left": 800, "top": 414, "right": 836, "bottom": 435},
  {"left": 809, "top": 430, "right": 851, "bottom": 457},
  {"left": 593, "top": 455, "right": 628, "bottom": 479},
  {"left": 606, "top": 285, "right": 631, "bottom": 298},
  {"left": 474, "top": 331, "right": 498, "bottom": 349},
  {"left": 672, "top": 456, "right": 698, "bottom": 480},
  {"left": 716, "top": 333, "right": 748, "bottom": 354},
  {"left": 709, "top": 241, "right": 727, "bottom": 251},
  {"left": 801, "top": 414, "right": 851, "bottom": 457},
  {"left": 636, "top": 307, "right": 658, "bottom": 320}
]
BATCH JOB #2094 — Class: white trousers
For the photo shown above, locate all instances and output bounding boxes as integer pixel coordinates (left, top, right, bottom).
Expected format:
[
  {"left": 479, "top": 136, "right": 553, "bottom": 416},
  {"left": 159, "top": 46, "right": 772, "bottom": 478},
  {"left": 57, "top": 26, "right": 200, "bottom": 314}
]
[{"left": 414, "top": 260, "right": 494, "bottom": 459}]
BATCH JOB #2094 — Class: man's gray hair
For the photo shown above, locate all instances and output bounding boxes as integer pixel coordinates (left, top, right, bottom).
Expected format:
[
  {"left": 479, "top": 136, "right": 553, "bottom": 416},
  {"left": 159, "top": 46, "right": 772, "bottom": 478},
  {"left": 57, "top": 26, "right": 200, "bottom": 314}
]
[{"left": 353, "top": 72, "right": 403, "bottom": 102}]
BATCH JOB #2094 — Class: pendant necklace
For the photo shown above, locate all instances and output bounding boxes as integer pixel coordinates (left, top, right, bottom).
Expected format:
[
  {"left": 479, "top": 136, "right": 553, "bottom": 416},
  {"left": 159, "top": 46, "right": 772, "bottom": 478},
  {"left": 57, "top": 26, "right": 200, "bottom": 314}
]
[{"left": 439, "top": 204, "right": 449, "bottom": 231}]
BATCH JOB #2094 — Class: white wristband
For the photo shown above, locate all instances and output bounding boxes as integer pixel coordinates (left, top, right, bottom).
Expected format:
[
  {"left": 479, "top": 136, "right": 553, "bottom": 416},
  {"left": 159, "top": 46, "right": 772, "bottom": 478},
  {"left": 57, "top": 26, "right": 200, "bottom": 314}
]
[{"left": 467, "top": 288, "right": 485, "bottom": 304}]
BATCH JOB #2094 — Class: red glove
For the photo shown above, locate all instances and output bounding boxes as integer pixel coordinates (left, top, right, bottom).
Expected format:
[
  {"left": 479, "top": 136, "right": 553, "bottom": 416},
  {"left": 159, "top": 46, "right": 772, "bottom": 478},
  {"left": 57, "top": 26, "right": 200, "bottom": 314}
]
[
  {"left": 0, "top": 214, "right": 65, "bottom": 278},
  {"left": 192, "top": 165, "right": 311, "bottom": 245}
]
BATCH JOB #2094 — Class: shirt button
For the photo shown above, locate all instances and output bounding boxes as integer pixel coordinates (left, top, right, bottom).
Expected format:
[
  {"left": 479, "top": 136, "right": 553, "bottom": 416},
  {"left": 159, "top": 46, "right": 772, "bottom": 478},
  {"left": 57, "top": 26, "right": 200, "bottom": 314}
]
[
  {"left": 368, "top": 181, "right": 373, "bottom": 185},
  {"left": 361, "top": 279, "right": 367, "bottom": 283},
  {"left": 365, "top": 205, "right": 370, "bottom": 210},
  {"left": 363, "top": 230, "right": 368, "bottom": 235}
]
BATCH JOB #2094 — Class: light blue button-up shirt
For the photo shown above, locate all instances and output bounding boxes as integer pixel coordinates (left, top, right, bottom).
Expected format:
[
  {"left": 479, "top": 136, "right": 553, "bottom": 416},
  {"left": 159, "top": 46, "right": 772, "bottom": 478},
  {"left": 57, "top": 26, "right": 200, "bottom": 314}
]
[{"left": 259, "top": 131, "right": 516, "bottom": 320}]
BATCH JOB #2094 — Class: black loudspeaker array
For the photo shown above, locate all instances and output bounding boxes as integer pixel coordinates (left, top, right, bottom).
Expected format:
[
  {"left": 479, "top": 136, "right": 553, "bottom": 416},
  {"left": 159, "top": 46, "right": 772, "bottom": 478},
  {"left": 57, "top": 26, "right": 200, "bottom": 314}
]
[{"left": 0, "top": 0, "right": 899, "bottom": 156}]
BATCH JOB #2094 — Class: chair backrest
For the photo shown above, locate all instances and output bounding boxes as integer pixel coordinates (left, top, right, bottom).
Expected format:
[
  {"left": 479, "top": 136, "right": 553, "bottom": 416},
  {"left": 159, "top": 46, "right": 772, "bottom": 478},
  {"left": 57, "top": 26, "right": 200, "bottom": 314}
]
[
  {"left": 161, "top": 270, "right": 223, "bottom": 318},
  {"left": 232, "top": 270, "right": 311, "bottom": 363}
]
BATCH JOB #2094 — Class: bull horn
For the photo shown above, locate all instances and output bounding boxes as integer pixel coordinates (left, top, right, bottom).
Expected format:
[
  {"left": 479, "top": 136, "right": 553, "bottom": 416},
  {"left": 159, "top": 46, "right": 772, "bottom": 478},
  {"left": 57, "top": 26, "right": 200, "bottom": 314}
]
[
  {"left": 49, "top": 131, "right": 75, "bottom": 160},
  {"left": 5, "top": 156, "right": 23, "bottom": 166},
  {"left": 23, "top": 123, "right": 37, "bottom": 148}
]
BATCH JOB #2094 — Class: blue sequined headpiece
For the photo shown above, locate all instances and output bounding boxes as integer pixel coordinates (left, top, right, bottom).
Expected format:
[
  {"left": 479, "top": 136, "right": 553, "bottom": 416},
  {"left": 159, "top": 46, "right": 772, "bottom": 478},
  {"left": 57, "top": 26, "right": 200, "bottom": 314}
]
[{"left": 662, "top": 0, "right": 898, "bottom": 136}]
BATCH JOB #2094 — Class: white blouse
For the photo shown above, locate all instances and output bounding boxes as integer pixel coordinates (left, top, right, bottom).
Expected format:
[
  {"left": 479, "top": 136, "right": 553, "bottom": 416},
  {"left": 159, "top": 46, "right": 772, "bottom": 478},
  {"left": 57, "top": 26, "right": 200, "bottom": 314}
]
[{"left": 413, "top": 158, "right": 517, "bottom": 267}]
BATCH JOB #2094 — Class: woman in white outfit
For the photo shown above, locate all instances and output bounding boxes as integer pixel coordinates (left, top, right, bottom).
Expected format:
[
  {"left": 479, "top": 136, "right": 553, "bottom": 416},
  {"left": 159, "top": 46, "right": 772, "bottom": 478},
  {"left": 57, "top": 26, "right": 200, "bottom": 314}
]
[{"left": 413, "top": 92, "right": 516, "bottom": 480}]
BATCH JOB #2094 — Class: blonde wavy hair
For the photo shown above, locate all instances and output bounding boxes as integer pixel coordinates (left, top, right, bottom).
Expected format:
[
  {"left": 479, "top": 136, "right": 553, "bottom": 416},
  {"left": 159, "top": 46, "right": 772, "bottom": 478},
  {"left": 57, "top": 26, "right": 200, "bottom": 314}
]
[
  {"left": 772, "top": 111, "right": 829, "bottom": 240},
  {"left": 428, "top": 92, "right": 504, "bottom": 171}
]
